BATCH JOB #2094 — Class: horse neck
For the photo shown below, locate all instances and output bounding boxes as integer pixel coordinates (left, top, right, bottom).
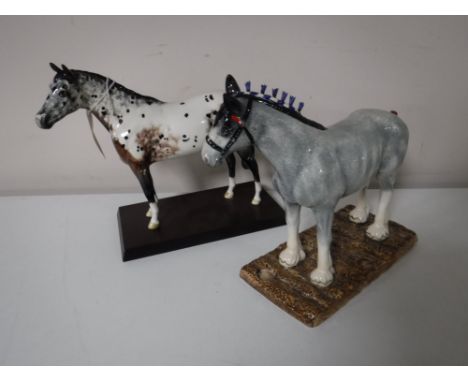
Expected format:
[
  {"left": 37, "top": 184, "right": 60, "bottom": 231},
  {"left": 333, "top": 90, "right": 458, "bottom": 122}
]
[
  {"left": 246, "top": 101, "right": 321, "bottom": 171},
  {"left": 75, "top": 72, "right": 161, "bottom": 131}
]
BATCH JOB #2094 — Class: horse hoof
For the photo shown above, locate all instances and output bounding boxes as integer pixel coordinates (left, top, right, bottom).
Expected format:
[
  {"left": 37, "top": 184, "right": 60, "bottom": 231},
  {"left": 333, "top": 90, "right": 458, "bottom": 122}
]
[
  {"left": 349, "top": 206, "right": 368, "bottom": 224},
  {"left": 279, "top": 248, "right": 305, "bottom": 268},
  {"left": 224, "top": 191, "right": 234, "bottom": 199},
  {"left": 366, "top": 223, "right": 389, "bottom": 241},
  {"left": 310, "top": 268, "right": 334, "bottom": 288},
  {"left": 251, "top": 197, "right": 261, "bottom": 205},
  {"left": 148, "top": 221, "right": 160, "bottom": 230}
]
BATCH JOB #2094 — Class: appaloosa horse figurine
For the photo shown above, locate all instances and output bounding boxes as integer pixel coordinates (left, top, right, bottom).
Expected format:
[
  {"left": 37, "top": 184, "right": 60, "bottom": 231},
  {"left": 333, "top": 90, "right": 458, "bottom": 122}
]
[
  {"left": 35, "top": 64, "right": 262, "bottom": 230},
  {"left": 202, "top": 75, "right": 409, "bottom": 287}
]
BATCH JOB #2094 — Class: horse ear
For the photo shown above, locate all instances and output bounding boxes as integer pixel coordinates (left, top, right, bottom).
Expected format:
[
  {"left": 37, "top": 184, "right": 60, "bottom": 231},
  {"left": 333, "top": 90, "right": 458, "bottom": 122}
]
[
  {"left": 61, "top": 64, "right": 76, "bottom": 82},
  {"left": 49, "top": 62, "right": 61, "bottom": 73},
  {"left": 225, "top": 74, "right": 240, "bottom": 95},
  {"left": 61, "top": 64, "right": 72, "bottom": 76},
  {"left": 223, "top": 93, "right": 242, "bottom": 115}
]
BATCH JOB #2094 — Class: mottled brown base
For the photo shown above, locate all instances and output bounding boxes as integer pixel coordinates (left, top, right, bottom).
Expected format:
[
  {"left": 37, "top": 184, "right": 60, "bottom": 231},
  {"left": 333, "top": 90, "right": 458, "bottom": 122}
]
[{"left": 240, "top": 205, "right": 418, "bottom": 327}]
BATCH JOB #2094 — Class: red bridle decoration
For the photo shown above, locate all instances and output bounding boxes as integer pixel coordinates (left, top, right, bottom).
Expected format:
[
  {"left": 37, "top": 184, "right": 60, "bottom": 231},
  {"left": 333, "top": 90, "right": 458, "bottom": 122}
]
[{"left": 230, "top": 115, "right": 243, "bottom": 126}]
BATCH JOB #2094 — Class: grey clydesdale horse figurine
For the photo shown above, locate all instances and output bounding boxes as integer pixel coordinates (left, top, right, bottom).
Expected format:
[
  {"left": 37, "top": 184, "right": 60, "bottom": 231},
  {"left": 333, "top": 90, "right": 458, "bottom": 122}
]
[{"left": 202, "top": 75, "right": 409, "bottom": 287}]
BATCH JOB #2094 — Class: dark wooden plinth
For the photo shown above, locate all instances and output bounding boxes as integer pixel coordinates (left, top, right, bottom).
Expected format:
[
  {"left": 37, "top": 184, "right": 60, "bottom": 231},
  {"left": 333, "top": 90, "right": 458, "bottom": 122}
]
[
  {"left": 118, "top": 182, "right": 285, "bottom": 262},
  {"left": 240, "top": 205, "right": 417, "bottom": 327}
]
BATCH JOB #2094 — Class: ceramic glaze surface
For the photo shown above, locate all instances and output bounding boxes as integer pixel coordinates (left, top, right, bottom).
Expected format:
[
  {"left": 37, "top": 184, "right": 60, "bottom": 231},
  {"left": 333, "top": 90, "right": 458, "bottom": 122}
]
[
  {"left": 202, "top": 75, "right": 409, "bottom": 287},
  {"left": 36, "top": 67, "right": 220, "bottom": 164},
  {"left": 35, "top": 64, "right": 262, "bottom": 230}
]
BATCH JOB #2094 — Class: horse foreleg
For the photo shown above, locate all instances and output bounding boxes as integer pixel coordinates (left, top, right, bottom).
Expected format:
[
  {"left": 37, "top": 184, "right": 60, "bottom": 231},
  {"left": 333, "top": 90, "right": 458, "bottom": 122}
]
[
  {"left": 224, "top": 153, "right": 236, "bottom": 199},
  {"left": 239, "top": 148, "right": 262, "bottom": 205},
  {"left": 310, "top": 206, "right": 335, "bottom": 287},
  {"left": 279, "top": 203, "right": 305, "bottom": 268},
  {"left": 132, "top": 166, "right": 159, "bottom": 230}
]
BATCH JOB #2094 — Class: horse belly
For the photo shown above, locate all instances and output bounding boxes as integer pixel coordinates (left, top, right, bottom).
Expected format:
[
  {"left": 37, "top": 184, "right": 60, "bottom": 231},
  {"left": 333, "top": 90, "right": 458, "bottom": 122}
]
[{"left": 274, "top": 158, "right": 345, "bottom": 208}]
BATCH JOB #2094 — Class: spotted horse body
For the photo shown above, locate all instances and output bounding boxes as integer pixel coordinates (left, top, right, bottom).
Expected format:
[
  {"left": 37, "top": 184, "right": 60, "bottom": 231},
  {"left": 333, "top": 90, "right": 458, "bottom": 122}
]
[
  {"left": 202, "top": 75, "right": 409, "bottom": 288},
  {"left": 35, "top": 64, "right": 262, "bottom": 230}
]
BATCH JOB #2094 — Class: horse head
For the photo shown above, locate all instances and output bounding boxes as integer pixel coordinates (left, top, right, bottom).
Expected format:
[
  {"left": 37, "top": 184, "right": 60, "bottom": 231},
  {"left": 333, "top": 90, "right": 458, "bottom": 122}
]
[
  {"left": 35, "top": 63, "right": 82, "bottom": 129},
  {"left": 202, "top": 75, "right": 254, "bottom": 167}
]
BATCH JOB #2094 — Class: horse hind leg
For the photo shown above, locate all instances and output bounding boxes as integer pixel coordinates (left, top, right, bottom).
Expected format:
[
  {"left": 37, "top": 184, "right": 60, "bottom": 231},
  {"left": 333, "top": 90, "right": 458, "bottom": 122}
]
[
  {"left": 366, "top": 172, "right": 396, "bottom": 241},
  {"left": 224, "top": 153, "right": 236, "bottom": 199},
  {"left": 349, "top": 187, "right": 369, "bottom": 223}
]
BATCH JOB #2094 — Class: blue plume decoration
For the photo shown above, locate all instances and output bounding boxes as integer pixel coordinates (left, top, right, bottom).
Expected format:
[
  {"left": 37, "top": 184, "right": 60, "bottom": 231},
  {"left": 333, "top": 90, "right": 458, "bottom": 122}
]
[
  {"left": 241, "top": 82, "right": 305, "bottom": 114},
  {"left": 279, "top": 91, "right": 288, "bottom": 105}
]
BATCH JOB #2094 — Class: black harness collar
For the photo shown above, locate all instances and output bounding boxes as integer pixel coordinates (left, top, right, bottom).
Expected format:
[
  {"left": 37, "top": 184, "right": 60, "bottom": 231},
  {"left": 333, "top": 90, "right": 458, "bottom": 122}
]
[{"left": 205, "top": 96, "right": 254, "bottom": 159}]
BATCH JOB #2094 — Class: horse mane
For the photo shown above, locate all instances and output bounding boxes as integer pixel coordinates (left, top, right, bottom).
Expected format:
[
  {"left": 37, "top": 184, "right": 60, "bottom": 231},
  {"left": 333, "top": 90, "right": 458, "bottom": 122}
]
[
  {"left": 62, "top": 69, "right": 165, "bottom": 105},
  {"left": 239, "top": 81, "right": 326, "bottom": 130}
]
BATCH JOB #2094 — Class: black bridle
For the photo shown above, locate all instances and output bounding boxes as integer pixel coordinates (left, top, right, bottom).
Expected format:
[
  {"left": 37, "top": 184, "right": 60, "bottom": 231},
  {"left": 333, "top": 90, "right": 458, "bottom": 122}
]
[{"left": 205, "top": 97, "right": 255, "bottom": 159}]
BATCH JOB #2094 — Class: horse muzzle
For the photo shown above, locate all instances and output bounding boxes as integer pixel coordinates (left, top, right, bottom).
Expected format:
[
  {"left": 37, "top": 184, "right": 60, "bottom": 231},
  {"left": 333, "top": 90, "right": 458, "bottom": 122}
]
[
  {"left": 35, "top": 114, "right": 51, "bottom": 129},
  {"left": 202, "top": 151, "right": 222, "bottom": 167}
]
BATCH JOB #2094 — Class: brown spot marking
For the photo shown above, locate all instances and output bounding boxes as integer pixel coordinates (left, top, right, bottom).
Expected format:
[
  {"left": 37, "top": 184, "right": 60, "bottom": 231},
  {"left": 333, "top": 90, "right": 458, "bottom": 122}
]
[
  {"left": 112, "top": 139, "right": 143, "bottom": 170},
  {"left": 136, "top": 127, "right": 179, "bottom": 163}
]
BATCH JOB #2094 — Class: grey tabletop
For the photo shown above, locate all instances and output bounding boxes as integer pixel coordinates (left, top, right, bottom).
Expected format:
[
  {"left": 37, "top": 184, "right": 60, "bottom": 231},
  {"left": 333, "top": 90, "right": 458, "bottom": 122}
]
[{"left": 0, "top": 188, "right": 467, "bottom": 365}]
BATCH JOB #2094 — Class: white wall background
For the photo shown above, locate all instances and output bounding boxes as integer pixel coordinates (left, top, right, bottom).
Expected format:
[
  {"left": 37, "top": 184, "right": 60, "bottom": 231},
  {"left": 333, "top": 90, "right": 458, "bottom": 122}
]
[{"left": 0, "top": 16, "right": 467, "bottom": 196}]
